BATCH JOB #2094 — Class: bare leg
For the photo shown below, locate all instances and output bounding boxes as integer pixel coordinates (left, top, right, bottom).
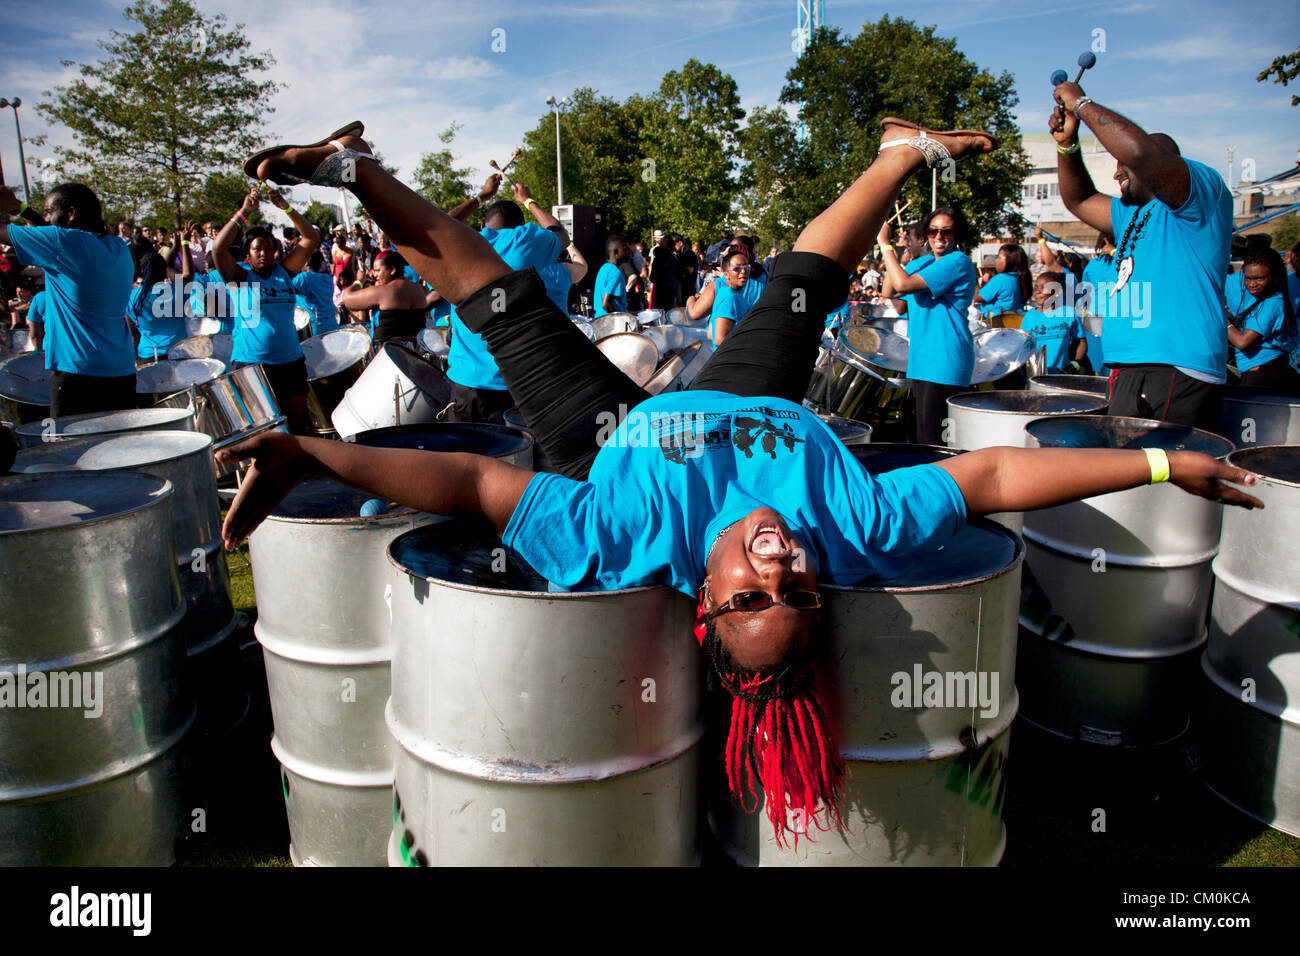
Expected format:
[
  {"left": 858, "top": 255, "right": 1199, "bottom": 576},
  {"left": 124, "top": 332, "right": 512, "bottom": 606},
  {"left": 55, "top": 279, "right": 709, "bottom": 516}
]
[
  {"left": 257, "top": 139, "right": 507, "bottom": 304},
  {"left": 794, "top": 128, "right": 994, "bottom": 273}
]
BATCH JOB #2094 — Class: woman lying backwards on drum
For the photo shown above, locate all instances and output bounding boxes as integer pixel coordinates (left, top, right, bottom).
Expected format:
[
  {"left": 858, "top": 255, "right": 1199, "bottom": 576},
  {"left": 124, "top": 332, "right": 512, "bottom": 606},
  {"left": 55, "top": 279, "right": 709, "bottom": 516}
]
[{"left": 223, "top": 118, "right": 1262, "bottom": 847}]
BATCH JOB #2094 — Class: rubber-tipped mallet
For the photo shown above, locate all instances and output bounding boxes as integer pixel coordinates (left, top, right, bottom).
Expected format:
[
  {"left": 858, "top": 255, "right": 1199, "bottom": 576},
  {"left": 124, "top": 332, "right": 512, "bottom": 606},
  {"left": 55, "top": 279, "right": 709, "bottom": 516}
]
[{"left": 1051, "top": 50, "right": 1097, "bottom": 87}]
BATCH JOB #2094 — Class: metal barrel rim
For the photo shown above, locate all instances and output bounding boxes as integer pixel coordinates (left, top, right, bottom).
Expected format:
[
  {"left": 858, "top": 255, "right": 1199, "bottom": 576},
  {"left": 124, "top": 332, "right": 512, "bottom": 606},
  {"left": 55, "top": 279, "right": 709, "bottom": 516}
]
[
  {"left": 270, "top": 737, "right": 395, "bottom": 790},
  {"left": 1201, "top": 653, "right": 1300, "bottom": 727},
  {"left": 1025, "top": 413, "right": 1237, "bottom": 458}
]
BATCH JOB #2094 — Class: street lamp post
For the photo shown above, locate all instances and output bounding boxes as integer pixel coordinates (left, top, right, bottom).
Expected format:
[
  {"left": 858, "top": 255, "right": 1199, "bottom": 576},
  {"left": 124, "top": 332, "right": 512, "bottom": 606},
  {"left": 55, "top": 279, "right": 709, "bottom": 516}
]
[
  {"left": 545, "top": 95, "right": 572, "bottom": 206},
  {"left": 0, "top": 98, "right": 31, "bottom": 200}
]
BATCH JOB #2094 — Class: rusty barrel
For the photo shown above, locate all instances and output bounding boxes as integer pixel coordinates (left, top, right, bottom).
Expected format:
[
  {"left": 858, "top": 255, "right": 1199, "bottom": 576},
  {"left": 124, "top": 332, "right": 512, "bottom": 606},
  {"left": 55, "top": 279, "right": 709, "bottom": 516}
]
[
  {"left": 249, "top": 423, "right": 533, "bottom": 866},
  {"left": 1019, "top": 415, "right": 1233, "bottom": 747},
  {"left": 709, "top": 517, "right": 1022, "bottom": 866},
  {"left": 385, "top": 520, "right": 702, "bottom": 865},
  {"left": 1202, "top": 445, "right": 1300, "bottom": 836}
]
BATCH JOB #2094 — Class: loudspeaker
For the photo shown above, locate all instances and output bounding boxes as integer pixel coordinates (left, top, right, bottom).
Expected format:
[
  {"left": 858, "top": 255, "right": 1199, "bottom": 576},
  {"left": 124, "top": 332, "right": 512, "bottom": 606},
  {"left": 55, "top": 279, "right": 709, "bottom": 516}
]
[{"left": 552, "top": 204, "right": 606, "bottom": 297}]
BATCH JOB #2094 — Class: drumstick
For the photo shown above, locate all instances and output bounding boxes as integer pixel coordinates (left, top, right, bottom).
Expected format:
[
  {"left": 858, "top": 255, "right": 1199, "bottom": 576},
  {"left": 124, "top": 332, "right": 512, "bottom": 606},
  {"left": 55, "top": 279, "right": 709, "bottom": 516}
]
[
  {"left": 488, "top": 159, "right": 516, "bottom": 189},
  {"left": 499, "top": 147, "right": 522, "bottom": 175}
]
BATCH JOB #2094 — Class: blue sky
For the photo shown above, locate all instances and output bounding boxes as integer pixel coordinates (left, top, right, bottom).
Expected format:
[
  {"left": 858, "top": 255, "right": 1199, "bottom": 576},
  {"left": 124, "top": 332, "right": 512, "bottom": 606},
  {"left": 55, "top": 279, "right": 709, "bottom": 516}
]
[{"left": 0, "top": 0, "right": 1296, "bottom": 201}]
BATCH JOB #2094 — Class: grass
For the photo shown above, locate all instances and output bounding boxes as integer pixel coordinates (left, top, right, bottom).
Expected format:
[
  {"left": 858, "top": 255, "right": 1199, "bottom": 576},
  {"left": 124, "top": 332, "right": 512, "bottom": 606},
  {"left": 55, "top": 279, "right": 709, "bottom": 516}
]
[{"left": 189, "top": 518, "right": 1299, "bottom": 867}]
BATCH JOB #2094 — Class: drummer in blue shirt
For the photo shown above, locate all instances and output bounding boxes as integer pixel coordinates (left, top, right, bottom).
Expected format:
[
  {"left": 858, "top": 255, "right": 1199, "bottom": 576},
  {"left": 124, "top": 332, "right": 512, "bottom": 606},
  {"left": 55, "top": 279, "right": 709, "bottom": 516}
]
[
  {"left": 292, "top": 250, "right": 340, "bottom": 336},
  {"left": 211, "top": 186, "right": 321, "bottom": 432},
  {"left": 593, "top": 237, "right": 631, "bottom": 317},
  {"left": 878, "top": 205, "right": 978, "bottom": 445},
  {"left": 1224, "top": 245, "right": 1299, "bottom": 391},
  {"left": 0, "top": 182, "right": 136, "bottom": 417},
  {"left": 973, "top": 244, "right": 1030, "bottom": 318},
  {"left": 227, "top": 114, "right": 1264, "bottom": 850},
  {"left": 25, "top": 288, "right": 47, "bottom": 351},
  {"left": 129, "top": 248, "right": 190, "bottom": 361},
  {"left": 1020, "top": 271, "right": 1087, "bottom": 374}
]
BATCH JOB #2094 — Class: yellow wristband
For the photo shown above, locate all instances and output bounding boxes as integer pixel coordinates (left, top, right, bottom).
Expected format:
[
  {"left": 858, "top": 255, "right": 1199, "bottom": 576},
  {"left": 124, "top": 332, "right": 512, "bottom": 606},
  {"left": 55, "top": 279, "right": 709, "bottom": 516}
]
[
  {"left": 880, "top": 243, "right": 894, "bottom": 251},
  {"left": 525, "top": 198, "right": 539, "bottom": 210},
  {"left": 1038, "top": 238, "right": 1048, "bottom": 245},
  {"left": 1144, "top": 447, "right": 1170, "bottom": 484}
]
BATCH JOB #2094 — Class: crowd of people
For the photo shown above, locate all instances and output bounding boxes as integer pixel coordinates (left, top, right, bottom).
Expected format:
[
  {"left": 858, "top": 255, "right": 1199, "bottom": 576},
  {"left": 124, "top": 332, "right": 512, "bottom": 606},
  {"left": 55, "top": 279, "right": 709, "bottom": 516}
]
[{"left": 0, "top": 86, "right": 1289, "bottom": 847}]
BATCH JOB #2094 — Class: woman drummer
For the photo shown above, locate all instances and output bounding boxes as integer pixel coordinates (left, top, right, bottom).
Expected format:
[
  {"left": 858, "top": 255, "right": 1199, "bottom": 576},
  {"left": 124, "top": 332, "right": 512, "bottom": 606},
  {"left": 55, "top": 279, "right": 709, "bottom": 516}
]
[
  {"left": 340, "top": 249, "right": 428, "bottom": 348},
  {"left": 223, "top": 117, "right": 1262, "bottom": 848},
  {"left": 878, "top": 205, "right": 978, "bottom": 445},
  {"left": 1224, "top": 245, "right": 1299, "bottom": 392},
  {"left": 973, "top": 242, "right": 1031, "bottom": 318}
]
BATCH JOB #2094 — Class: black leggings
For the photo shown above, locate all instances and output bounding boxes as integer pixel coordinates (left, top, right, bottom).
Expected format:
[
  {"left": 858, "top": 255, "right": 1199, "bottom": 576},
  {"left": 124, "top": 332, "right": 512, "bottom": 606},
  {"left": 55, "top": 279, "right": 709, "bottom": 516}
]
[
  {"left": 457, "top": 252, "right": 849, "bottom": 478},
  {"left": 1241, "top": 355, "right": 1300, "bottom": 394},
  {"left": 50, "top": 370, "right": 138, "bottom": 419}
]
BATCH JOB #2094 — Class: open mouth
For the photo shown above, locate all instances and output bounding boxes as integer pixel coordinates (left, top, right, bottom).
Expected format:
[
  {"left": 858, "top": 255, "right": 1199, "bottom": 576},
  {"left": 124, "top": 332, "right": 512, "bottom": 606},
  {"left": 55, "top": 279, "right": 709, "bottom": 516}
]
[{"left": 749, "top": 522, "right": 791, "bottom": 557}]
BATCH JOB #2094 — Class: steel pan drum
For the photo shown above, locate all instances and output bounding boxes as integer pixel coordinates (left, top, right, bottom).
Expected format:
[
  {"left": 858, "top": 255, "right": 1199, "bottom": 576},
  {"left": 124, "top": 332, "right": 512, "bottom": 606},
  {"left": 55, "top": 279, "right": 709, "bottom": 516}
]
[
  {"left": 804, "top": 340, "right": 910, "bottom": 440},
  {"left": 1029, "top": 374, "right": 1109, "bottom": 399},
  {"left": 1216, "top": 387, "right": 1300, "bottom": 448},
  {"left": 636, "top": 309, "right": 666, "bottom": 326},
  {"left": 14, "top": 406, "right": 196, "bottom": 448},
  {"left": 971, "top": 327, "right": 1036, "bottom": 385},
  {"left": 135, "top": 358, "right": 227, "bottom": 400},
  {"left": 642, "top": 324, "right": 710, "bottom": 359},
  {"left": 842, "top": 325, "right": 909, "bottom": 375},
  {"left": 851, "top": 442, "right": 960, "bottom": 474},
  {"left": 993, "top": 311, "right": 1024, "bottom": 330},
  {"left": 946, "top": 391, "right": 1108, "bottom": 451},
  {"left": 157, "top": 364, "right": 287, "bottom": 475},
  {"left": 571, "top": 318, "right": 595, "bottom": 341},
  {"left": 592, "top": 312, "right": 637, "bottom": 339},
  {"left": 667, "top": 308, "right": 693, "bottom": 326},
  {"left": 330, "top": 342, "right": 453, "bottom": 440},
  {"left": 0, "top": 352, "right": 53, "bottom": 425},
  {"left": 820, "top": 415, "right": 873, "bottom": 447},
  {"left": 645, "top": 353, "right": 688, "bottom": 396},
  {"left": 675, "top": 341, "right": 714, "bottom": 390},
  {"left": 595, "top": 333, "right": 659, "bottom": 388},
  {"left": 1019, "top": 415, "right": 1233, "bottom": 747},
  {"left": 0, "top": 327, "right": 34, "bottom": 358},
  {"left": 1202, "top": 446, "right": 1300, "bottom": 836},
  {"left": 865, "top": 316, "right": 908, "bottom": 337},
  {"left": 303, "top": 327, "right": 371, "bottom": 434},
  {"left": 168, "top": 333, "right": 233, "bottom": 364}
]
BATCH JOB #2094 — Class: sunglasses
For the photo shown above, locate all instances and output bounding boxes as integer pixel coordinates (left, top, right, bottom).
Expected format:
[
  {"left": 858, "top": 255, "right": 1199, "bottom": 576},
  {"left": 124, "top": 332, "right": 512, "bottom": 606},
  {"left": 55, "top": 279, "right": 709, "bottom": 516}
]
[
  {"left": 727, "top": 264, "right": 751, "bottom": 274},
  {"left": 927, "top": 228, "right": 956, "bottom": 239},
  {"left": 709, "top": 589, "right": 821, "bottom": 619}
]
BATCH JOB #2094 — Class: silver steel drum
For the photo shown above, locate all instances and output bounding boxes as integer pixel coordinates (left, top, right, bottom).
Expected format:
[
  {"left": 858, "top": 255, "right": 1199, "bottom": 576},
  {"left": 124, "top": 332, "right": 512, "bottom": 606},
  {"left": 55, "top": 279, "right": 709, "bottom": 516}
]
[
  {"left": 1202, "top": 446, "right": 1300, "bottom": 836},
  {"left": 571, "top": 318, "right": 595, "bottom": 341},
  {"left": 842, "top": 324, "right": 909, "bottom": 375},
  {"left": 1028, "top": 374, "right": 1109, "bottom": 400},
  {"left": 183, "top": 316, "right": 226, "bottom": 338},
  {"left": 804, "top": 342, "right": 910, "bottom": 441},
  {"left": 595, "top": 333, "right": 659, "bottom": 388},
  {"left": 947, "top": 390, "right": 1107, "bottom": 450},
  {"left": 635, "top": 309, "right": 666, "bottom": 326},
  {"left": 675, "top": 340, "right": 714, "bottom": 390},
  {"left": 642, "top": 324, "right": 710, "bottom": 360},
  {"left": 0, "top": 327, "right": 34, "bottom": 358},
  {"left": 0, "top": 351, "right": 53, "bottom": 425},
  {"left": 156, "top": 364, "right": 287, "bottom": 477},
  {"left": 384, "top": 520, "right": 702, "bottom": 866},
  {"left": 850, "top": 443, "right": 960, "bottom": 474},
  {"left": 667, "top": 307, "right": 692, "bottom": 326},
  {"left": 1216, "top": 388, "right": 1300, "bottom": 449},
  {"left": 330, "top": 342, "right": 453, "bottom": 440},
  {"left": 711, "top": 519, "right": 1022, "bottom": 866},
  {"left": 135, "top": 358, "right": 226, "bottom": 400},
  {"left": 303, "top": 327, "right": 371, "bottom": 435},
  {"left": 0, "top": 471, "right": 192, "bottom": 865},
  {"left": 416, "top": 326, "right": 449, "bottom": 359},
  {"left": 1018, "top": 415, "right": 1234, "bottom": 747},
  {"left": 252, "top": 424, "right": 534, "bottom": 866},
  {"left": 971, "top": 327, "right": 1036, "bottom": 385},
  {"left": 14, "top": 406, "right": 196, "bottom": 448},
  {"left": 644, "top": 353, "right": 688, "bottom": 396},
  {"left": 819, "top": 414, "right": 873, "bottom": 446},
  {"left": 167, "top": 333, "right": 233, "bottom": 364},
  {"left": 592, "top": 312, "right": 637, "bottom": 339},
  {"left": 294, "top": 306, "right": 312, "bottom": 341},
  {"left": 864, "top": 315, "right": 908, "bottom": 337}
]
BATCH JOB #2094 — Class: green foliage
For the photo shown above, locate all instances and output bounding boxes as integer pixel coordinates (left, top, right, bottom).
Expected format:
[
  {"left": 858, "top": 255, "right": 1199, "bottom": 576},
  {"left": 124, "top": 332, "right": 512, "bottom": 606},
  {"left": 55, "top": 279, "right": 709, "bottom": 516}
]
[
  {"left": 36, "top": 0, "right": 279, "bottom": 228},
  {"left": 413, "top": 123, "right": 476, "bottom": 212},
  {"left": 175, "top": 171, "right": 262, "bottom": 229},
  {"left": 739, "top": 16, "right": 1030, "bottom": 243},
  {"left": 300, "top": 200, "right": 337, "bottom": 231},
  {"left": 1258, "top": 46, "right": 1300, "bottom": 106},
  {"left": 1270, "top": 213, "right": 1300, "bottom": 254}
]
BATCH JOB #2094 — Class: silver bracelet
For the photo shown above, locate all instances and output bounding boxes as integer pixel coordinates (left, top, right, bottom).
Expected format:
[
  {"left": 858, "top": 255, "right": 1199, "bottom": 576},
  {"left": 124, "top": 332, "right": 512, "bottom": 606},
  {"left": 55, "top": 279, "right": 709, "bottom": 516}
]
[{"left": 1071, "top": 96, "right": 1094, "bottom": 119}]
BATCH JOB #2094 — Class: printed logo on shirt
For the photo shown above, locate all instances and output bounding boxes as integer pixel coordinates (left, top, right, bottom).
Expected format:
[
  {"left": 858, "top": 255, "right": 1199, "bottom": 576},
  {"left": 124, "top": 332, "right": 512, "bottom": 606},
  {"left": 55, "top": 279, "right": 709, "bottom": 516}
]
[{"left": 595, "top": 404, "right": 806, "bottom": 464}]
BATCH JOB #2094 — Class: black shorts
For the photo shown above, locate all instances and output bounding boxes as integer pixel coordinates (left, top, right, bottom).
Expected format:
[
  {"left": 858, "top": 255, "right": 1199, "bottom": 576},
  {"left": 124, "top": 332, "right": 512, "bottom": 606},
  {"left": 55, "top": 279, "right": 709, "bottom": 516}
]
[
  {"left": 259, "top": 357, "right": 309, "bottom": 399},
  {"left": 1107, "top": 364, "right": 1222, "bottom": 432},
  {"left": 50, "top": 370, "right": 138, "bottom": 419}
]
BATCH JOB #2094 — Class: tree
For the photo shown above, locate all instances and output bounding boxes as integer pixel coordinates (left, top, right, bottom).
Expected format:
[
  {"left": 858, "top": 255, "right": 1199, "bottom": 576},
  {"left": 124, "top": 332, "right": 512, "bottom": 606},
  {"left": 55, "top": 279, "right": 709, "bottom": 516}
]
[
  {"left": 412, "top": 123, "right": 475, "bottom": 212},
  {"left": 178, "top": 171, "right": 262, "bottom": 229},
  {"left": 1271, "top": 214, "right": 1300, "bottom": 254},
  {"left": 738, "top": 16, "right": 1030, "bottom": 244},
  {"left": 735, "top": 106, "right": 805, "bottom": 249},
  {"left": 1258, "top": 46, "right": 1300, "bottom": 106},
  {"left": 300, "top": 201, "right": 337, "bottom": 231},
  {"left": 37, "top": 0, "right": 279, "bottom": 228}
]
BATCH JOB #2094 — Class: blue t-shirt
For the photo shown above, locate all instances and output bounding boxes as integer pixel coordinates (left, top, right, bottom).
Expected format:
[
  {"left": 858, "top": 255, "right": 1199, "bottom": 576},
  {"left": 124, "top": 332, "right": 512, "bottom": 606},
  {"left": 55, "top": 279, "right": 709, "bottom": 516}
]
[
  {"left": 130, "top": 281, "right": 189, "bottom": 360},
  {"left": 1021, "top": 305, "right": 1082, "bottom": 374},
  {"left": 978, "top": 271, "right": 1025, "bottom": 316},
  {"left": 1079, "top": 255, "right": 1115, "bottom": 372},
  {"left": 825, "top": 298, "right": 850, "bottom": 333},
  {"left": 593, "top": 261, "right": 627, "bottom": 317},
  {"left": 1104, "top": 159, "right": 1230, "bottom": 378},
  {"left": 538, "top": 261, "right": 573, "bottom": 314},
  {"left": 188, "top": 271, "right": 236, "bottom": 334},
  {"left": 1225, "top": 275, "right": 1291, "bottom": 372},
  {"left": 712, "top": 273, "right": 768, "bottom": 323},
  {"left": 502, "top": 391, "right": 969, "bottom": 596},
  {"left": 292, "top": 271, "right": 338, "bottom": 336},
  {"left": 1287, "top": 273, "right": 1300, "bottom": 316},
  {"left": 229, "top": 262, "right": 303, "bottom": 366},
  {"left": 7, "top": 224, "right": 135, "bottom": 376},
  {"left": 402, "top": 265, "right": 423, "bottom": 287},
  {"left": 447, "top": 222, "right": 561, "bottom": 390},
  {"left": 27, "top": 290, "right": 47, "bottom": 325},
  {"left": 903, "top": 251, "right": 977, "bottom": 387}
]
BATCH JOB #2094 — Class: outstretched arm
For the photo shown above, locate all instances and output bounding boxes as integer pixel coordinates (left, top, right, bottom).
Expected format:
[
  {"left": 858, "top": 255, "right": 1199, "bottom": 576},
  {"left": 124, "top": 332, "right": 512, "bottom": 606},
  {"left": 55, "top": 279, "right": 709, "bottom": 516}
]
[
  {"left": 268, "top": 190, "right": 319, "bottom": 275},
  {"left": 449, "top": 174, "right": 503, "bottom": 223},
  {"left": 878, "top": 223, "right": 931, "bottom": 295},
  {"left": 1048, "top": 99, "right": 1114, "bottom": 237},
  {"left": 939, "top": 446, "right": 1262, "bottom": 516},
  {"left": 218, "top": 431, "right": 535, "bottom": 549},
  {"left": 212, "top": 189, "right": 262, "bottom": 284}
]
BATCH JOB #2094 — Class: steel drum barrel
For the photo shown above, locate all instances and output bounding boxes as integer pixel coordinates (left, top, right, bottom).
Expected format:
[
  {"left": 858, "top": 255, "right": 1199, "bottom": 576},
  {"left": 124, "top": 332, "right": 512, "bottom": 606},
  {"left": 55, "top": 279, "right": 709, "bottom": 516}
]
[
  {"left": 1215, "top": 388, "right": 1300, "bottom": 449},
  {"left": 1028, "top": 374, "right": 1110, "bottom": 400},
  {"left": 330, "top": 342, "right": 452, "bottom": 440},
  {"left": 1018, "top": 415, "right": 1234, "bottom": 747},
  {"left": 249, "top": 424, "right": 534, "bottom": 866},
  {"left": 1202, "top": 446, "right": 1300, "bottom": 836},
  {"left": 0, "top": 472, "right": 192, "bottom": 865},
  {"left": 710, "top": 518, "right": 1022, "bottom": 866},
  {"left": 384, "top": 520, "right": 702, "bottom": 866},
  {"left": 0, "top": 352, "right": 54, "bottom": 425},
  {"left": 14, "top": 406, "right": 197, "bottom": 448}
]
